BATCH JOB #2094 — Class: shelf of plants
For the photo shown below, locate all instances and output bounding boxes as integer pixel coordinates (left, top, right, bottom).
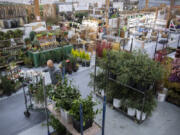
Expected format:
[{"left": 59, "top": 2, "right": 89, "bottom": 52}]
[
  {"left": 46, "top": 78, "right": 101, "bottom": 135},
  {"left": 90, "top": 40, "right": 165, "bottom": 123},
  {"left": 24, "top": 30, "right": 73, "bottom": 67},
  {"left": 0, "top": 29, "right": 26, "bottom": 69},
  {"left": 0, "top": 63, "right": 23, "bottom": 96},
  {"left": 162, "top": 48, "right": 180, "bottom": 107}
]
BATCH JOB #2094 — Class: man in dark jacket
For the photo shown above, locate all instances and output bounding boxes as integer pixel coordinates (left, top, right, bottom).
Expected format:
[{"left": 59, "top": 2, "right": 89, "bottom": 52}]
[{"left": 43, "top": 60, "right": 61, "bottom": 85}]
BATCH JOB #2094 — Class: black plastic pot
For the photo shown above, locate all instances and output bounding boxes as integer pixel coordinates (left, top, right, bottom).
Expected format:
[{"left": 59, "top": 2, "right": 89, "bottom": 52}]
[
  {"left": 72, "top": 118, "right": 93, "bottom": 133},
  {"left": 109, "top": 72, "right": 117, "bottom": 80},
  {"left": 82, "top": 60, "right": 86, "bottom": 67},
  {"left": 85, "top": 60, "right": 90, "bottom": 67}
]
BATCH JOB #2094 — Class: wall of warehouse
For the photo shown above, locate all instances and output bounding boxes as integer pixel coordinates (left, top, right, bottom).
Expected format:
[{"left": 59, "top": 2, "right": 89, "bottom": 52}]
[{"left": 138, "top": 0, "right": 180, "bottom": 9}]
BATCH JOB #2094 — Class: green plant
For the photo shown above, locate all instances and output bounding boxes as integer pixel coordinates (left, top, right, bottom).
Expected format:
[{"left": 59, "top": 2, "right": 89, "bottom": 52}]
[
  {"left": 29, "top": 31, "right": 36, "bottom": 41},
  {"left": 0, "top": 31, "right": 5, "bottom": 40},
  {"left": 48, "top": 33, "right": 54, "bottom": 36},
  {"left": 52, "top": 78, "right": 81, "bottom": 111},
  {"left": 6, "top": 30, "right": 15, "bottom": 38},
  {"left": 30, "top": 80, "right": 52, "bottom": 103},
  {"left": 48, "top": 115, "right": 66, "bottom": 134},
  {"left": 36, "top": 34, "right": 42, "bottom": 38},
  {"left": 69, "top": 95, "right": 99, "bottom": 123},
  {"left": 41, "top": 31, "right": 47, "bottom": 36},
  {"left": 90, "top": 50, "right": 164, "bottom": 117},
  {"left": 0, "top": 75, "right": 15, "bottom": 96},
  {"left": 24, "top": 38, "right": 31, "bottom": 44},
  {"left": 14, "top": 29, "right": 23, "bottom": 38}
]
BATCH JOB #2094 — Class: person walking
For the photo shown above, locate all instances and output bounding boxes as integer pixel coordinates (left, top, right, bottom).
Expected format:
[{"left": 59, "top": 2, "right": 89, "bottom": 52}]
[{"left": 43, "top": 60, "right": 61, "bottom": 85}]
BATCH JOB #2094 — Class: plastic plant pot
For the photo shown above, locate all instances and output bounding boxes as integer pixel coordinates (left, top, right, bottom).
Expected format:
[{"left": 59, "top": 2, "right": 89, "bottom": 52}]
[
  {"left": 60, "top": 108, "right": 72, "bottom": 123},
  {"left": 72, "top": 118, "right": 93, "bottom": 133},
  {"left": 101, "top": 90, "right": 105, "bottom": 97},
  {"left": 158, "top": 93, "right": 166, "bottom": 102},
  {"left": 113, "top": 98, "right": 121, "bottom": 108},
  {"left": 127, "top": 108, "right": 136, "bottom": 116},
  {"left": 136, "top": 109, "right": 146, "bottom": 121}
]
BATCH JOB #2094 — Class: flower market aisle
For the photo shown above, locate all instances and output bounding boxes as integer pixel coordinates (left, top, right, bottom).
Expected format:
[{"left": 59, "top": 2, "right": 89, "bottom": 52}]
[{"left": 1, "top": 66, "right": 180, "bottom": 135}]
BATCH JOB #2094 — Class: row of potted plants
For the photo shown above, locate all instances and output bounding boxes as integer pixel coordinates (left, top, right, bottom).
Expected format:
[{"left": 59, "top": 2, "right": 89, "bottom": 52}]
[
  {"left": 90, "top": 50, "right": 165, "bottom": 121},
  {"left": 48, "top": 78, "right": 99, "bottom": 132},
  {"left": 71, "top": 49, "right": 91, "bottom": 67},
  {"left": 0, "top": 29, "right": 24, "bottom": 48},
  {"left": 36, "top": 32, "right": 55, "bottom": 40}
]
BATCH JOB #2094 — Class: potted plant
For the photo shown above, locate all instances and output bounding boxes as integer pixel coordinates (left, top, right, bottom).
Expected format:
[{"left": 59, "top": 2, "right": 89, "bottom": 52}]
[
  {"left": 48, "top": 115, "right": 67, "bottom": 135},
  {"left": 85, "top": 53, "right": 90, "bottom": 67},
  {"left": 36, "top": 34, "right": 42, "bottom": 40},
  {"left": 126, "top": 99, "right": 136, "bottom": 117},
  {"left": 41, "top": 31, "right": 47, "bottom": 39},
  {"left": 14, "top": 29, "right": 23, "bottom": 38},
  {"left": 65, "top": 59, "right": 73, "bottom": 74},
  {"left": 29, "top": 31, "right": 36, "bottom": 41},
  {"left": 24, "top": 38, "right": 31, "bottom": 45},
  {"left": 6, "top": 30, "right": 15, "bottom": 39},
  {"left": 53, "top": 79, "right": 80, "bottom": 122},
  {"left": 69, "top": 55, "right": 78, "bottom": 72},
  {"left": 136, "top": 90, "right": 157, "bottom": 120},
  {"left": 113, "top": 98, "right": 121, "bottom": 108},
  {"left": 48, "top": 33, "right": 53, "bottom": 39},
  {"left": 158, "top": 86, "right": 168, "bottom": 102},
  {"left": 80, "top": 50, "right": 86, "bottom": 67},
  {"left": 0, "top": 31, "right": 5, "bottom": 40},
  {"left": 69, "top": 95, "right": 99, "bottom": 132}
]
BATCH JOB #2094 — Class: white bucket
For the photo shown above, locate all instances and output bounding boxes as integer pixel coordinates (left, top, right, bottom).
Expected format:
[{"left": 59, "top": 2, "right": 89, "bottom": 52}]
[
  {"left": 60, "top": 108, "right": 71, "bottom": 123},
  {"left": 127, "top": 108, "right": 136, "bottom": 116},
  {"left": 158, "top": 93, "right": 166, "bottom": 102},
  {"left": 101, "top": 90, "right": 105, "bottom": 97},
  {"left": 136, "top": 109, "right": 146, "bottom": 120},
  {"left": 113, "top": 98, "right": 121, "bottom": 108}
]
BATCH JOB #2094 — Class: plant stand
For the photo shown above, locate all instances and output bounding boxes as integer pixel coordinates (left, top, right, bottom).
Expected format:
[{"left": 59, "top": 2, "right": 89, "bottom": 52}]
[
  {"left": 93, "top": 41, "right": 156, "bottom": 124},
  {"left": 47, "top": 104, "right": 101, "bottom": 135}
]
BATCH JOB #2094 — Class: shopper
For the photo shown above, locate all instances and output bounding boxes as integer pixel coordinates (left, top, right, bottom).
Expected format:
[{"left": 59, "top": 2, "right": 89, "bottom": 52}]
[{"left": 43, "top": 60, "right": 61, "bottom": 85}]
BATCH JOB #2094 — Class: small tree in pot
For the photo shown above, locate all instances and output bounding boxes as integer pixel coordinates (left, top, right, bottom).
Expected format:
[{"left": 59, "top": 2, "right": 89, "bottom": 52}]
[{"left": 69, "top": 95, "right": 99, "bottom": 132}]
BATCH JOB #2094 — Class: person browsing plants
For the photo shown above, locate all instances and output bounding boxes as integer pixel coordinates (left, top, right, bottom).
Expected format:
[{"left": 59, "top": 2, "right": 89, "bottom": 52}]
[{"left": 43, "top": 60, "right": 61, "bottom": 85}]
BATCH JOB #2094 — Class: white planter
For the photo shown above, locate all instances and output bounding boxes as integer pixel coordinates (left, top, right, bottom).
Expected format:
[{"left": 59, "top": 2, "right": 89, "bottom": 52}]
[
  {"left": 101, "top": 90, "right": 105, "bottom": 97},
  {"left": 60, "top": 108, "right": 72, "bottom": 123},
  {"left": 113, "top": 98, "right": 121, "bottom": 108},
  {"left": 136, "top": 109, "right": 146, "bottom": 121},
  {"left": 127, "top": 108, "right": 136, "bottom": 116},
  {"left": 158, "top": 93, "right": 166, "bottom": 102}
]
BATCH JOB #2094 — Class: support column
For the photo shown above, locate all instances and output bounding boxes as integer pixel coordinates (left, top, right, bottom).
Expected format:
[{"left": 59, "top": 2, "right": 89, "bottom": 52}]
[{"left": 34, "top": 0, "right": 40, "bottom": 21}]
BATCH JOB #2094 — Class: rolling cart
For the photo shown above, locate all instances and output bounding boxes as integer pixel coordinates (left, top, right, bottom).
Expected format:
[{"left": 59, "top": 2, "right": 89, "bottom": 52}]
[{"left": 20, "top": 70, "right": 45, "bottom": 117}]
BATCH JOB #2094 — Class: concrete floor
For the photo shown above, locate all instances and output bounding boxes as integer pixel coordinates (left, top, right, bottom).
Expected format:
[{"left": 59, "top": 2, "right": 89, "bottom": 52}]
[
  {"left": 1, "top": 62, "right": 180, "bottom": 135},
  {"left": 0, "top": 93, "right": 46, "bottom": 135}
]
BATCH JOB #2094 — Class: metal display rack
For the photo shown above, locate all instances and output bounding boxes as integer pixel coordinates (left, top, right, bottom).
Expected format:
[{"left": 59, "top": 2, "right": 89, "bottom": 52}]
[{"left": 93, "top": 41, "right": 156, "bottom": 124}]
